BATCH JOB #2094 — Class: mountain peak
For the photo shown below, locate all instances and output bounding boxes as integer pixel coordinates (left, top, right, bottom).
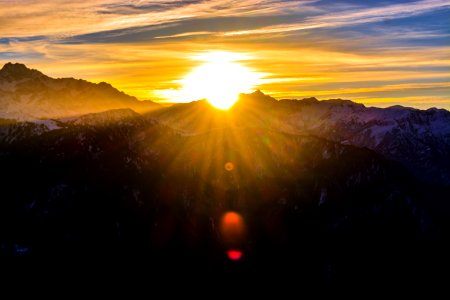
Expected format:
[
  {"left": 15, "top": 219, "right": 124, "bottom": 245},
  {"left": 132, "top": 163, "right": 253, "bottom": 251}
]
[
  {"left": 252, "top": 89, "right": 265, "bottom": 96},
  {"left": 238, "top": 90, "right": 277, "bottom": 103},
  {"left": 301, "top": 97, "right": 319, "bottom": 103},
  {"left": 0, "top": 62, "right": 159, "bottom": 120},
  {"left": 0, "top": 62, "right": 46, "bottom": 81},
  {"left": 1, "top": 62, "right": 28, "bottom": 71}
]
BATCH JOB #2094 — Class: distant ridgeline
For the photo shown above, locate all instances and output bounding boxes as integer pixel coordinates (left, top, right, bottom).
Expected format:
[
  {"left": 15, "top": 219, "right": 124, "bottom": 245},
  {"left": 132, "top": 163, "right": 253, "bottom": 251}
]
[{"left": 1, "top": 63, "right": 449, "bottom": 287}]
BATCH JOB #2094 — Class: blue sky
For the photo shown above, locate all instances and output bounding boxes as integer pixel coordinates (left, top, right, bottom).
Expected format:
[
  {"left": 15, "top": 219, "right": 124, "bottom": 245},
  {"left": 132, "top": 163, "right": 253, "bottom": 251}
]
[{"left": 1, "top": 0, "right": 449, "bottom": 108}]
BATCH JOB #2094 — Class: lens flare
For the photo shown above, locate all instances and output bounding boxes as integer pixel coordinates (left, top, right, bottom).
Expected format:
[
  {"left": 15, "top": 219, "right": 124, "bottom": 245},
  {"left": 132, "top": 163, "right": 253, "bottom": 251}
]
[
  {"left": 227, "top": 250, "right": 243, "bottom": 261},
  {"left": 221, "top": 211, "right": 246, "bottom": 260},
  {"left": 221, "top": 212, "right": 244, "bottom": 235},
  {"left": 224, "top": 162, "right": 234, "bottom": 171}
]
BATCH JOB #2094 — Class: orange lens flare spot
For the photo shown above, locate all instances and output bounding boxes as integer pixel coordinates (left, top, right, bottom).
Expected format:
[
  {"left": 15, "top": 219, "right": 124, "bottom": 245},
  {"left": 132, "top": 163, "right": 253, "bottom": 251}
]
[
  {"left": 221, "top": 211, "right": 245, "bottom": 245},
  {"left": 222, "top": 211, "right": 242, "bottom": 227},
  {"left": 227, "top": 250, "right": 243, "bottom": 261},
  {"left": 224, "top": 162, "right": 234, "bottom": 171}
]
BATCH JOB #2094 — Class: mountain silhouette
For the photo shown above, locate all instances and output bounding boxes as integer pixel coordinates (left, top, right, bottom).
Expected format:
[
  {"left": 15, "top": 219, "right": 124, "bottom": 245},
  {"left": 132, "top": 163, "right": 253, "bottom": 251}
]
[
  {"left": 0, "top": 62, "right": 159, "bottom": 120},
  {"left": 150, "top": 90, "right": 450, "bottom": 185},
  {"left": 1, "top": 64, "right": 449, "bottom": 287}
]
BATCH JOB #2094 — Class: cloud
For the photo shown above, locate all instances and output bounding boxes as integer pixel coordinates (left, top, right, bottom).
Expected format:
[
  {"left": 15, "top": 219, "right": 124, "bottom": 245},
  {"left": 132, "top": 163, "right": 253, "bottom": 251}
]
[
  {"left": 0, "top": 0, "right": 318, "bottom": 38},
  {"left": 1, "top": 0, "right": 449, "bottom": 109},
  {"left": 153, "top": 31, "right": 213, "bottom": 39},
  {"left": 2, "top": 35, "right": 448, "bottom": 104},
  {"left": 298, "top": 82, "right": 450, "bottom": 96},
  {"left": 223, "top": 0, "right": 450, "bottom": 36}
]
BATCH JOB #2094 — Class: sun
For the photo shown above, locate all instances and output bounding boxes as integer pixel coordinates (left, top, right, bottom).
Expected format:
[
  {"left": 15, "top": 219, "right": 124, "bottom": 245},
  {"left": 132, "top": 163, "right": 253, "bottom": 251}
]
[{"left": 180, "top": 51, "right": 261, "bottom": 109}]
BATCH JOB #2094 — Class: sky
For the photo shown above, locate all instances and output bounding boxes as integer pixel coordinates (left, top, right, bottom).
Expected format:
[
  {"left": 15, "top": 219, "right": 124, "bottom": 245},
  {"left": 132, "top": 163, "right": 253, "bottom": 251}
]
[{"left": 1, "top": 0, "right": 449, "bottom": 109}]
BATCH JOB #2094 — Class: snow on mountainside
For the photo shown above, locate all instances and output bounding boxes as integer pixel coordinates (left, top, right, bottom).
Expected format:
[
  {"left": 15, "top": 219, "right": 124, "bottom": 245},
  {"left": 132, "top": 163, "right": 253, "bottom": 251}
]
[
  {"left": 282, "top": 98, "right": 450, "bottom": 149},
  {"left": 0, "top": 62, "right": 159, "bottom": 120},
  {"left": 0, "top": 118, "right": 51, "bottom": 144},
  {"left": 62, "top": 108, "right": 144, "bottom": 127},
  {"left": 275, "top": 93, "right": 450, "bottom": 184},
  {"left": 0, "top": 109, "right": 149, "bottom": 144},
  {"left": 152, "top": 90, "right": 450, "bottom": 184}
]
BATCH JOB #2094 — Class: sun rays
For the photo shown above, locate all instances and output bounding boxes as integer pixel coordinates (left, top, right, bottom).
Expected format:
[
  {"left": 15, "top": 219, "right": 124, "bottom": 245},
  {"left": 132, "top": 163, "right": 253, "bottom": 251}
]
[{"left": 177, "top": 51, "right": 262, "bottom": 110}]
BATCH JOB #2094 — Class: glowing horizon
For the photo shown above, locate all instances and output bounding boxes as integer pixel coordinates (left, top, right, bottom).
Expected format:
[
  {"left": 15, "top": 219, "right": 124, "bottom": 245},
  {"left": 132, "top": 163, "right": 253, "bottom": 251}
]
[
  {"left": 1, "top": 0, "right": 449, "bottom": 109},
  {"left": 171, "top": 51, "right": 263, "bottom": 109}
]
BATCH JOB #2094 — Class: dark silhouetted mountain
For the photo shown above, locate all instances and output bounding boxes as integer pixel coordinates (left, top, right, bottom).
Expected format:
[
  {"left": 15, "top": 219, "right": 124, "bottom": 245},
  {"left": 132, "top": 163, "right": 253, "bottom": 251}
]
[
  {"left": 0, "top": 62, "right": 46, "bottom": 81},
  {"left": 1, "top": 67, "right": 450, "bottom": 288},
  {"left": 1, "top": 109, "right": 443, "bottom": 287},
  {"left": 0, "top": 62, "right": 159, "bottom": 120},
  {"left": 151, "top": 90, "right": 450, "bottom": 185},
  {"left": 277, "top": 99, "right": 450, "bottom": 185}
]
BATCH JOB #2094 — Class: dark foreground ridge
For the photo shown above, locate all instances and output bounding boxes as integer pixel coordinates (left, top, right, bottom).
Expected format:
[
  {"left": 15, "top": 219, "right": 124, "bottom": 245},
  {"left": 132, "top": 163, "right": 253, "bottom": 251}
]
[{"left": 1, "top": 64, "right": 450, "bottom": 289}]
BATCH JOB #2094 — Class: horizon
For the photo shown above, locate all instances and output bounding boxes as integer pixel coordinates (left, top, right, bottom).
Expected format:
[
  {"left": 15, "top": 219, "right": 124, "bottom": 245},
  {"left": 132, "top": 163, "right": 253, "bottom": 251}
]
[
  {"left": 1, "top": 0, "right": 449, "bottom": 109},
  {"left": 1, "top": 60, "right": 449, "bottom": 112},
  {"left": 2, "top": 2, "right": 450, "bottom": 284}
]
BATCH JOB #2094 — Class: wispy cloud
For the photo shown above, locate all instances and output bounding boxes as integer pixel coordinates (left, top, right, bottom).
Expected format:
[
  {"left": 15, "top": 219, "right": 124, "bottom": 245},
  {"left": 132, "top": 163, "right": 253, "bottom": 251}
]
[
  {"left": 154, "top": 31, "right": 213, "bottom": 39},
  {"left": 223, "top": 0, "right": 450, "bottom": 36},
  {"left": 295, "top": 82, "right": 450, "bottom": 97},
  {"left": 0, "top": 0, "right": 317, "bottom": 38}
]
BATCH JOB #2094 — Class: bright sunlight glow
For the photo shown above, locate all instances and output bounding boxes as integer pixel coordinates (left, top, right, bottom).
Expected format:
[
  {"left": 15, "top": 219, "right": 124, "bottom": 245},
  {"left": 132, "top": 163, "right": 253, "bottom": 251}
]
[{"left": 180, "top": 51, "right": 262, "bottom": 109}]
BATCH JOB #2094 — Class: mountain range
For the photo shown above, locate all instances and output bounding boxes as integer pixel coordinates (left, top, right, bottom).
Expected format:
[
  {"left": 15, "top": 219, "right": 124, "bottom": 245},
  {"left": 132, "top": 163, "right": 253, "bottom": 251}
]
[
  {"left": 149, "top": 89, "right": 450, "bottom": 185},
  {"left": 1, "top": 62, "right": 449, "bottom": 286},
  {"left": 0, "top": 62, "right": 158, "bottom": 121}
]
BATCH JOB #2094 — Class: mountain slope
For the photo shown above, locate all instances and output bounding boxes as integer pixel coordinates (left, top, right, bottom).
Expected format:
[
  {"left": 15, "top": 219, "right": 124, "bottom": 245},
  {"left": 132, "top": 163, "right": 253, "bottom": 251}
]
[
  {"left": 280, "top": 98, "right": 450, "bottom": 184},
  {"left": 0, "top": 112, "right": 435, "bottom": 278},
  {"left": 0, "top": 108, "right": 150, "bottom": 144},
  {"left": 0, "top": 89, "right": 448, "bottom": 285},
  {"left": 0, "top": 62, "right": 159, "bottom": 120},
  {"left": 151, "top": 90, "right": 450, "bottom": 185}
]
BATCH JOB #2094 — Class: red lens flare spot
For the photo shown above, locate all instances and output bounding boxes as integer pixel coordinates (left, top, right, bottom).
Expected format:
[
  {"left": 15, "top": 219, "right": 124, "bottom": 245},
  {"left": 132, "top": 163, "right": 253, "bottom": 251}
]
[{"left": 227, "top": 250, "right": 243, "bottom": 261}]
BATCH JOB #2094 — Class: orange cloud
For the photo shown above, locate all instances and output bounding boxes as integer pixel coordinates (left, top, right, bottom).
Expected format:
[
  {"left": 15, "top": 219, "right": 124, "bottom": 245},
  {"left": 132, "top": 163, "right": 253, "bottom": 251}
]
[{"left": 0, "top": 0, "right": 313, "bottom": 38}]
